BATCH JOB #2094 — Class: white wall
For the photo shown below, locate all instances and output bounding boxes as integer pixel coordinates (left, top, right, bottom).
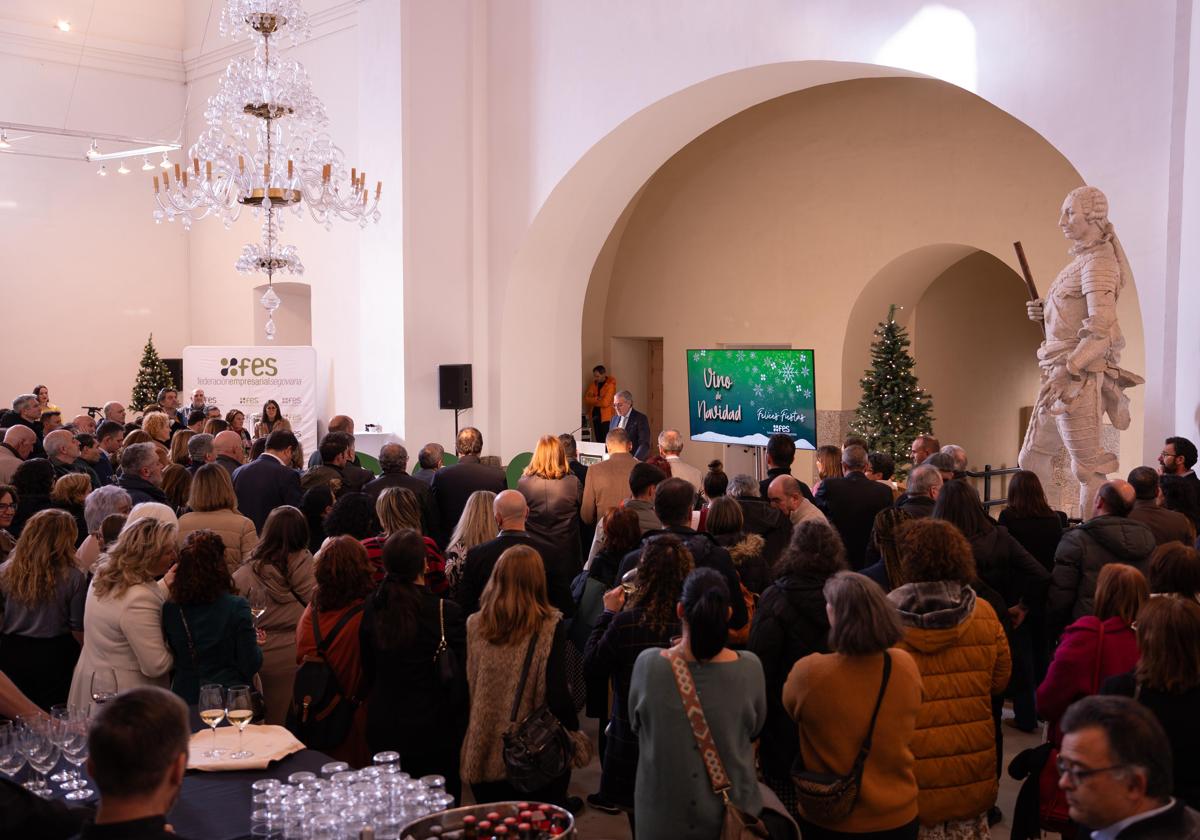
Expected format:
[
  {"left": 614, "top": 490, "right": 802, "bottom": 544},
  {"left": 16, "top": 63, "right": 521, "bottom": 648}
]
[{"left": 0, "top": 43, "right": 188, "bottom": 412}]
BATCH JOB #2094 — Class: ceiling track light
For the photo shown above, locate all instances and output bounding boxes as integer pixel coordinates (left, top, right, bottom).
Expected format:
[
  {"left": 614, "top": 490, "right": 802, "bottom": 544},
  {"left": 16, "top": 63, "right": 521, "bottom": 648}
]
[
  {"left": 86, "top": 139, "right": 100, "bottom": 160},
  {"left": 96, "top": 164, "right": 107, "bottom": 177},
  {"left": 0, "top": 129, "right": 10, "bottom": 150},
  {"left": 117, "top": 162, "right": 130, "bottom": 175},
  {"left": 159, "top": 151, "right": 171, "bottom": 169},
  {"left": 142, "top": 156, "right": 154, "bottom": 171}
]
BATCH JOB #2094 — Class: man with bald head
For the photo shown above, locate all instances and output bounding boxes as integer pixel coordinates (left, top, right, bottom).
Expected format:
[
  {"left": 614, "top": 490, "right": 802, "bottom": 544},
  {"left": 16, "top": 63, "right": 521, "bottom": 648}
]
[
  {"left": 212, "top": 431, "right": 246, "bottom": 479},
  {"left": 1048, "top": 478, "right": 1156, "bottom": 629},
  {"left": 767, "top": 475, "right": 826, "bottom": 526},
  {"left": 0, "top": 425, "right": 35, "bottom": 484},
  {"left": 454, "top": 489, "right": 573, "bottom": 617},
  {"left": 67, "top": 415, "right": 96, "bottom": 436},
  {"left": 102, "top": 401, "right": 126, "bottom": 426}
]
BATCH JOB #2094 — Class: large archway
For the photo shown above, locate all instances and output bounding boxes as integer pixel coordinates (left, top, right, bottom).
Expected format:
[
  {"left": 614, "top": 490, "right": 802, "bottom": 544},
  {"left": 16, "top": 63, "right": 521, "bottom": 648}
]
[{"left": 499, "top": 65, "right": 1144, "bottom": 480}]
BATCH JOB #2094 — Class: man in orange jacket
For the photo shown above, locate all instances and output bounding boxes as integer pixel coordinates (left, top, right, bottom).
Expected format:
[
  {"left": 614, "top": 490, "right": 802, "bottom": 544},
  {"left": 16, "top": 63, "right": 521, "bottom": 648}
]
[{"left": 583, "top": 365, "right": 616, "bottom": 441}]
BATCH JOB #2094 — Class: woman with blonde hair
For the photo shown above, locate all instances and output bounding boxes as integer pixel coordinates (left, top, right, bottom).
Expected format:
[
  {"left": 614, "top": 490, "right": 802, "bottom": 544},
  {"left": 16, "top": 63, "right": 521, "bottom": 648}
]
[
  {"left": 0, "top": 509, "right": 87, "bottom": 709},
  {"left": 168, "top": 429, "right": 196, "bottom": 467},
  {"left": 445, "top": 490, "right": 497, "bottom": 597},
  {"left": 518, "top": 434, "right": 583, "bottom": 570},
  {"left": 67, "top": 517, "right": 178, "bottom": 708},
  {"left": 461, "top": 544, "right": 587, "bottom": 810},
  {"left": 178, "top": 463, "right": 257, "bottom": 572},
  {"left": 51, "top": 472, "right": 91, "bottom": 548},
  {"left": 815, "top": 444, "right": 844, "bottom": 492},
  {"left": 254, "top": 399, "right": 291, "bottom": 438},
  {"left": 141, "top": 411, "right": 173, "bottom": 446},
  {"left": 361, "top": 487, "right": 447, "bottom": 594}
]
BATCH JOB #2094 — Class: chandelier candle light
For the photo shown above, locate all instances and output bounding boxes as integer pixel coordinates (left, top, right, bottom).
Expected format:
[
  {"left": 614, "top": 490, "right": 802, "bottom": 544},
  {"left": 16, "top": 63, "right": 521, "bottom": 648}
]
[{"left": 151, "top": 0, "right": 382, "bottom": 340}]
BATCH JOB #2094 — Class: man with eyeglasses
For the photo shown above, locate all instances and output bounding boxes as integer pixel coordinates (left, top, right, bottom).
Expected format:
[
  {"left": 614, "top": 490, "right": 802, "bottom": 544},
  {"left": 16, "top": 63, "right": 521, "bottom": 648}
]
[
  {"left": 1058, "top": 695, "right": 1200, "bottom": 838},
  {"left": 1159, "top": 436, "right": 1199, "bottom": 483}
]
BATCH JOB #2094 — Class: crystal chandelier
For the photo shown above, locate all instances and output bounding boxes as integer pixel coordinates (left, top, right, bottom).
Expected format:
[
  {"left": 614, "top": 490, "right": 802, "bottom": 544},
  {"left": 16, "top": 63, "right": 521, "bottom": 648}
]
[{"left": 152, "top": 0, "right": 381, "bottom": 340}]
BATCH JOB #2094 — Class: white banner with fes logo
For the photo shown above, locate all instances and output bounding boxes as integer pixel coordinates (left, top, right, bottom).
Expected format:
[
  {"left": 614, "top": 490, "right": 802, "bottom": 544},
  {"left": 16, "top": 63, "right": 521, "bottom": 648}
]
[{"left": 182, "top": 346, "right": 318, "bottom": 458}]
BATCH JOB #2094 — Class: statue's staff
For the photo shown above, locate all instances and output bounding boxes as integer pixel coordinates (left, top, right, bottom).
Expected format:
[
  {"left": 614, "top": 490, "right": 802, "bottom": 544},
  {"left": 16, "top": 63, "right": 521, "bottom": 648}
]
[{"left": 1012, "top": 241, "right": 1046, "bottom": 339}]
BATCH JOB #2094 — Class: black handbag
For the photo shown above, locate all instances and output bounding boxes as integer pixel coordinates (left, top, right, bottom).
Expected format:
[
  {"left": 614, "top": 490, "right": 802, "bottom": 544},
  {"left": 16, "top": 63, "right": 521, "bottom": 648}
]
[
  {"left": 501, "top": 629, "right": 574, "bottom": 792},
  {"left": 791, "top": 651, "right": 891, "bottom": 822},
  {"left": 433, "top": 598, "right": 463, "bottom": 704}
]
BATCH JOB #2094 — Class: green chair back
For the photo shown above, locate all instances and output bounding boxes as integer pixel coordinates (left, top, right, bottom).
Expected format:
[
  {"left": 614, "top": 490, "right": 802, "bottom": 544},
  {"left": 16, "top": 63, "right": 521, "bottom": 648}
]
[{"left": 505, "top": 452, "right": 533, "bottom": 489}]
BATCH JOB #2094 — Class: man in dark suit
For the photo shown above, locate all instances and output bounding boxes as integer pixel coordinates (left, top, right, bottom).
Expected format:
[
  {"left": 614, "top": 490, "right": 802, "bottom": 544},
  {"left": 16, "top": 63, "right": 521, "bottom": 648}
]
[
  {"left": 212, "top": 430, "right": 245, "bottom": 479},
  {"left": 232, "top": 429, "right": 304, "bottom": 532},
  {"left": 300, "top": 432, "right": 372, "bottom": 493},
  {"left": 454, "top": 490, "right": 573, "bottom": 617},
  {"left": 431, "top": 427, "right": 508, "bottom": 546},
  {"left": 758, "top": 433, "right": 815, "bottom": 503},
  {"left": 609, "top": 390, "right": 651, "bottom": 460},
  {"left": 814, "top": 444, "right": 894, "bottom": 569},
  {"left": 365, "top": 442, "right": 440, "bottom": 537},
  {"left": 412, "top": 443, "right": 444, "bottom": 486}
]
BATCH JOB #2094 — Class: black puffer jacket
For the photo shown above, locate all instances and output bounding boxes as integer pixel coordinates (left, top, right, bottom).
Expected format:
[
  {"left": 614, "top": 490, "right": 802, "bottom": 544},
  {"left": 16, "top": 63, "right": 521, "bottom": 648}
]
[
  {"left": 747, "top": 572, "right": 832, "bottom": 779},
  {"left": 969, "top": 526, "right": 1050, "bottom": 613},
  {"left": 1049, "top": 515, "right": 1156, "bottom": 626}
]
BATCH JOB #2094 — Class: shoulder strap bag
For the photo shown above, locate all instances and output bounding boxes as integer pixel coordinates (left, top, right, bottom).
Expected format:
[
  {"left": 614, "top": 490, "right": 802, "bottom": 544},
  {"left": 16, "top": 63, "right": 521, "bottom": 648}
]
[
  {"left": 432, "top": 597, "right": 463, "bottom": 696},
  {"left": 790, "top": 651, "right": 892, "bottom": 823},
  {"left": 661, "top": 648, "right": 770, "bottom": 840},
  {"left": 501, "top": 629, "right": 574, "bottom": 792},
  {"left": 179, "top": 605, "right": 268, "bottom": 721}
]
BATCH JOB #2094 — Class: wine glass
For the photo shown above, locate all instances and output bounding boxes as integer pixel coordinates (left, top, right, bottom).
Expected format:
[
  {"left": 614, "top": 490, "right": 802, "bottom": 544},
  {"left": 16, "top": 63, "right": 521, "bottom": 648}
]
[
  {"left": 90, "top": 668, "right": 118, "bottom": 709},
  {"left": 226, "top": 685, "right": 254, "bottom": 759},
  {"left": 247, "top": 587, "right": 267, "bottom": 626},
  {"left": 48, "top": 706, "right": 74, "bottom": 783},
  {"left": 60, "top": 717, "right": 93, "bottom": 801},
  {"left": 27, "top": 726, "right": 60, "bottom": 800},
  {"left": 198, "top": 684, "right": 227, "bottom": 758},
  {"left": 0, "top": 722, "right": 24, "bottom": 780}
]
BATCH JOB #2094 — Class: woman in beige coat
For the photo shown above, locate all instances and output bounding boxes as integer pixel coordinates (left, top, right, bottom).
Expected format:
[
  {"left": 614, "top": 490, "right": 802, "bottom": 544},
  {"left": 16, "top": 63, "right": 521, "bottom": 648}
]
[
  {"left": 67, "top": 518, "right": 179, "bottom": 708},
  {"left": 232, "top": 506, "right": 316, "bottom": 724},
  {"left": 179, "top": 464, "right": 258, "bottom": 573}
]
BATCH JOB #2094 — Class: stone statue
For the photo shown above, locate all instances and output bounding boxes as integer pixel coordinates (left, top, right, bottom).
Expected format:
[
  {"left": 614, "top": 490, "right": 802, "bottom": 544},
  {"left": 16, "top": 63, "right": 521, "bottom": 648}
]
[{"left": 1018, "top": 186, "right": 1143, "bottom": 518}]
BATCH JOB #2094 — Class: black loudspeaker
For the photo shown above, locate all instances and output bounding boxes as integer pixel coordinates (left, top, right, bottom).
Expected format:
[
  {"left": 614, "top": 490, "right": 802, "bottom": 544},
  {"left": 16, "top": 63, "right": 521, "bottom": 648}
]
[
  {"left": 439, "top": 364, "right": 473, "bottom": 410},
  {"left": 163, "top": 358, "right": 183, "bottom": 391}
]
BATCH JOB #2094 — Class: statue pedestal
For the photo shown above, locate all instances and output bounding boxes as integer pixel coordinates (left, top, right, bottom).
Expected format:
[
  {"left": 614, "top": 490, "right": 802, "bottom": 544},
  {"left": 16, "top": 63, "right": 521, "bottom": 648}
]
[{"left": 1043, "top": 423, "right": 1121, "bottom": 520}]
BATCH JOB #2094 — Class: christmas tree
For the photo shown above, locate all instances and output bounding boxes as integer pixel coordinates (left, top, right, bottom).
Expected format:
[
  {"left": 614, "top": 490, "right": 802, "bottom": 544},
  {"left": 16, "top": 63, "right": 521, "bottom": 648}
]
[
  {"left": 849, "top": 305, "right": 934, "bottom": 470},
  {"left": 130, "top": 334, "right": 176, "bottom": 412}
]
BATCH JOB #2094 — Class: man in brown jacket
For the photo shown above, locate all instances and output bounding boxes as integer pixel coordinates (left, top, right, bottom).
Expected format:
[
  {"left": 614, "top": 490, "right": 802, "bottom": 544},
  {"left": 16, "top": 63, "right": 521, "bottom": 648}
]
[
  {"left": 1127, "top": 466, "right": 1196, "bottom": 546},
  {"left": 580, "top": 428, "right": 636, "bottom": 527}
]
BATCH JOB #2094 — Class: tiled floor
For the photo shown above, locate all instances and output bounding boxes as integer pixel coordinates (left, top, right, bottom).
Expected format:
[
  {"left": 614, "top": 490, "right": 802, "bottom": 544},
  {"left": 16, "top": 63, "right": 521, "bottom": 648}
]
[{"left": 559, "top": 712, "right": 1044, "bottom": 839}]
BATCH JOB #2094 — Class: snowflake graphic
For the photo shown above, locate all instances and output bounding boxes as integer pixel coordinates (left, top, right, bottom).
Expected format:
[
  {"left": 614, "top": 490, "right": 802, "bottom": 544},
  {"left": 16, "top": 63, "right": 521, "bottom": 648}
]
[
  {"left": 735, "top": 351, "right": 746, "bottom": 362},
  {"left": 778, "top": 359, "right": 798, "bottom": 384},
  {"left": 798, "top": 413, "right": 806, "bottom": 424},
  {"left": 799, "top": 365, "right": 810, "bottom": 377},
  {"left": 803, "top": 388, "right": 812, "bottom": 399},
  {"left": 750, "top": 400, "right": 756, "bottom": 407},
  {"left": 692, "top": 352, "right": 701, "bottom": 362},
  {"left": 767, "top": 360, "right": 777, "bottom": 370},
  {"left": 767, "top": 385, "right": 775, "bottom": 394},
  {"left": 753, "top": 385, "right": 764, "bottom": 398},
  {"left": 698, "top": 350, "right": 707, "bottom": 357},
  {"left": 749, "top": 352, "right": 757, "bottom": 360},
  {"left": 795, "top": 384, "right": 803, "bottom": 393},
  {"left": 714, "top": 392, "right": 722, "bottom": 401},
  {"left": 760, "top": 374, "right": 767, "bottom": 381}
]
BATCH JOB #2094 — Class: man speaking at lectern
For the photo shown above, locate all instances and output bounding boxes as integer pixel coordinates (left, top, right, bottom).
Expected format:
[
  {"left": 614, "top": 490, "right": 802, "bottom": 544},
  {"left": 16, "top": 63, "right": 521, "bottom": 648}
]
[{"left": 610, "top": 390, "right": 650, "bottom": 461}]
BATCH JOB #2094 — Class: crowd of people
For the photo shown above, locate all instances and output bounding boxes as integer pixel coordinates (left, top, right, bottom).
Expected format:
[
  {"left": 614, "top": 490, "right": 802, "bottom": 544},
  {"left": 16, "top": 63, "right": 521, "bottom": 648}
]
[{"left": 1, "top": 382, "right": 1199, "bottom": 839}]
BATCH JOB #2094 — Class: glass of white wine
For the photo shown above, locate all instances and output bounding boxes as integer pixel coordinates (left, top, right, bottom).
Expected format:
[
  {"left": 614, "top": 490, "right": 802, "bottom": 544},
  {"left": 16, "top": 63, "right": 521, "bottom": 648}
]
[
  {"left": 198, "top": 684, "right": 226, "bottom": 758},
  {"left": 226, "top": 685, "right": 254, "bottom": 759}
]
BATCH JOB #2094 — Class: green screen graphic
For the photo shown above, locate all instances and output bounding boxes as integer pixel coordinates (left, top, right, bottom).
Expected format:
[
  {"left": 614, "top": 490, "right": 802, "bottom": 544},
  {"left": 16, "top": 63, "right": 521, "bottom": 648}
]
[{"left": 686, "top": 349, "right": 816, "bottom": 448}]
